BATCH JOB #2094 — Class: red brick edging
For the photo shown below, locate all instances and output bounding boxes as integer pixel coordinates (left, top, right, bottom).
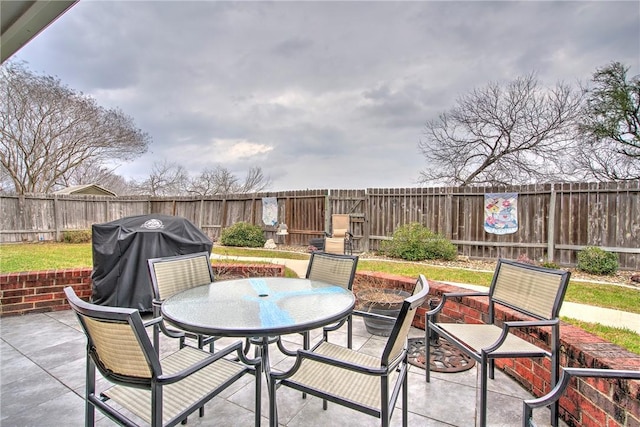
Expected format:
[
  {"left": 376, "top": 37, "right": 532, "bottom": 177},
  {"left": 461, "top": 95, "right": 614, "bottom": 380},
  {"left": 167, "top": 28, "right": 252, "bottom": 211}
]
[{"left": 0, "top": 264, "right": 284, "bottom": 316}]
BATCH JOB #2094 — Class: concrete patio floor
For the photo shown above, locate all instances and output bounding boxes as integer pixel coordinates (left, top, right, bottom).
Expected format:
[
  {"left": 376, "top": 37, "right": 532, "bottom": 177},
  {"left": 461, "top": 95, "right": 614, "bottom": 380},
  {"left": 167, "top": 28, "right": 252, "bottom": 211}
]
[{"left": 0, "top": 310, "right": 565, "bottom": 427}]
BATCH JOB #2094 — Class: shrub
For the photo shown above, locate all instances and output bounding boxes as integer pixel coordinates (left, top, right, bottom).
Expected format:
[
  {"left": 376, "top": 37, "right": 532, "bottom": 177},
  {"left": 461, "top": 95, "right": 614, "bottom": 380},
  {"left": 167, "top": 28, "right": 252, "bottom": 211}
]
[
  {"left": 62, "top": 230, "right": 92, "bottom": 243},
  {"left": 220, "top": 222, "right": 266, "bottom": 248},
  {"left": 540, "top": 261, "right": 560, "bottom": 269},
  {"left": 577, "top": 246, "right": 619, "bottom": 275},
  {"left": 380, "top": 223, "right": 458, "bottom": 261}
]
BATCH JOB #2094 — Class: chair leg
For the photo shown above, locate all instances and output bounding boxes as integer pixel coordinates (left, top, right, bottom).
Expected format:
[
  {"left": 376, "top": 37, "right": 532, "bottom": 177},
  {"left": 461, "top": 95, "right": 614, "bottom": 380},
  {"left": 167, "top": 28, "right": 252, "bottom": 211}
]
[
  {"left": 347, "top": 315, "right": 353, "bottom": 349},
  {"left": 402, "top": 368, "right": 408, "bottom": 427},
  {"left": 153, "top": 323, "right": 161, "bottom": 355},
  {"left": 479, "top": 353, "right": 488, "bottom": 427},
  {"left": 425, "top": 325, "right": 431, "bottom": 383},
  {"left": 268, "top": 373, "right": 277, "bottom": 427},
  {"left": 85, "top": 357, "right": 95, "bottom": 427},
  {"left": 254, "top": 358, "right": 262, "bottom": 427}
]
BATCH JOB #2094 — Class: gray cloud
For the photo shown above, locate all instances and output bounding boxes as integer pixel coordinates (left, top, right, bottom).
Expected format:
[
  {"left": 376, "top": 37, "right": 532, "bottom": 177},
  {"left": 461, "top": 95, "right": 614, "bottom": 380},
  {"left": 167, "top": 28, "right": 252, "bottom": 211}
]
[{"left": 13, "top": 0, "right": 640, "bottom": 190}]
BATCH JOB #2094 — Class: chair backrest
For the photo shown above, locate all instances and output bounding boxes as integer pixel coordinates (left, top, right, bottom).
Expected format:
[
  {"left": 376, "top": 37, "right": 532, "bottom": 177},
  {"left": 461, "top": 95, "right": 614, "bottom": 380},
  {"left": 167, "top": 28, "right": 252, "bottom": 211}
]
[
  {"left": 306, "top": 252, "right": 358, "bottom": 289},
  {"left": 381, "top": 275, "right": 430, "bottom": 366},
  {"left": 64, "top": 287, "right": 159, "bottom": 386},
  {"left": 147, "top": 251, "right": 214, "bottom": 302},
  {"left": 490, "top": 259, "right": 571, "bottom": 320},
  {"left": 331, "top": 214, "right": 350, "bottom": 238}
]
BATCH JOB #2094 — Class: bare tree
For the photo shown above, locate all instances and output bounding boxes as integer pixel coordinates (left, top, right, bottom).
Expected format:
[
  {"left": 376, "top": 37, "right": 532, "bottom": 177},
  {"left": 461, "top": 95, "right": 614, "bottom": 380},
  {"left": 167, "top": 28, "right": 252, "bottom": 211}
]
[
  {"left": 572, "top": 62, "right": 640, "bottom": 180},
  {"left": 187, "top": 165, "right": 270, "bottom": 196},
  {"left": 418, "top": 74, "right": 583, "bottom": 186},
  {"left": 238, "top": 166, "right": 271, "bottom": 193},
  {"left": 0, "top": 61, "right": 150, "bottom": 194},
  {"left": 139, "top": 160, "right": 189, "bottom": 196}
]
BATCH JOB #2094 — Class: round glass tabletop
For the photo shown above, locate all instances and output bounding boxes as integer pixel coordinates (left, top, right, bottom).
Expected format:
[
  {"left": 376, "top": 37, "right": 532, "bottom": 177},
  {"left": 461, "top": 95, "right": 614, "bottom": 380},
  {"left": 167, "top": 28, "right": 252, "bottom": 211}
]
[{"left": 161, "top": 277, "right": 355, "bottom": 337}]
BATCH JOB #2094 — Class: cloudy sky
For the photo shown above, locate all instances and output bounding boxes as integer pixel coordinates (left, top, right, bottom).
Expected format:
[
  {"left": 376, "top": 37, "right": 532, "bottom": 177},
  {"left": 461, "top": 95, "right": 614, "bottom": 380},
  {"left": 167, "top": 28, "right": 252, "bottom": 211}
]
[{"left": 13, "top": 0, "right": 640, "bottom": 191}]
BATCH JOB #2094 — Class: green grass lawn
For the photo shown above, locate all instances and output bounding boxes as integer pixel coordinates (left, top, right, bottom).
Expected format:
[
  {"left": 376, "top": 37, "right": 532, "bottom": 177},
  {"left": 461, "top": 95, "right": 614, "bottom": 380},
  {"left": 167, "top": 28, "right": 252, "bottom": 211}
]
[
  {"left": 2, "top": 242, "right": 638, "bottom": 353},
  {"left": 1, "top": 242, "right": 94, "bottom": 272},
  {"left": 2, "top": 243, "right": 638, "bottom": 313}
]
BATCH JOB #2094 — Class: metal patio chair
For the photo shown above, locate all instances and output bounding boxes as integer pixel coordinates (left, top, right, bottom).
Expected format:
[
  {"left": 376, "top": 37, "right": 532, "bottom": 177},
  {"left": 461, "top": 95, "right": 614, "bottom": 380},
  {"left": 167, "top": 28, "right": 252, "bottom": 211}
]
[
  {"left": 324, "top": 214, "right": 353, "bottom": 255},
  {"left": 522, "top": 367, "right": 640, "bottom": 427},
  {"left": 269, "top": 275, "right": 430, "bottom": 427},
  {"left": 64, "top": 286, "right": 262, "bottom": 427},
  {"left": 305, "top": 251, "right": 359, "bottom": 348},
  {"left": 147, "top": 251, "right": 218, "bottom": 352},
  {"left": 426, "top": 259, "right": 571, "bottom": 427}
]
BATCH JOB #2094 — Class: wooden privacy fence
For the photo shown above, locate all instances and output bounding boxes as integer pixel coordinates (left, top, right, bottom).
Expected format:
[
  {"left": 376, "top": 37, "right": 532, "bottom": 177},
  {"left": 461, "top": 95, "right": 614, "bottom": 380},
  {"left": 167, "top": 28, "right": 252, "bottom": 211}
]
[{"left": 1, "top": 181, "right": 638, "bottom": 270}]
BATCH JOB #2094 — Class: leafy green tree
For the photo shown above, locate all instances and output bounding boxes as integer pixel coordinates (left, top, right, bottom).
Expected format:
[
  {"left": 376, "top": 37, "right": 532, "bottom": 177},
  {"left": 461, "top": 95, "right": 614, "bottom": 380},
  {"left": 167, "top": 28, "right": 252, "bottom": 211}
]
[{"left": 574, "top": 62, "right": 640, "bottom": 180}]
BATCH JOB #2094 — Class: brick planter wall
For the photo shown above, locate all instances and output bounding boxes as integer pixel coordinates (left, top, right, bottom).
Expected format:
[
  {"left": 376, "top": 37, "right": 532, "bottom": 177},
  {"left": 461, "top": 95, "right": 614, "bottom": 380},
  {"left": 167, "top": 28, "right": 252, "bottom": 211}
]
[
  {"left": 355, "top": 271, "right": 640, "bottom": 427},
  {"left": 0, "top": 263, "right": 285, "bottom": 317}
]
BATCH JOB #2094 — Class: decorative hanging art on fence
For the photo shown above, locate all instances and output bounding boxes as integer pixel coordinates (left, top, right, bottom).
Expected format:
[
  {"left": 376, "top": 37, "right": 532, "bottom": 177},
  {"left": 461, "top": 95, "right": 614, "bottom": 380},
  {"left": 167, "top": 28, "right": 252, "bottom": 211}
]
[
  {"left": 484, "top": 193, "right": 518, "bottom": 234},
  {"left": 262, "top": 197, "right": 278, "bottom": 226}
]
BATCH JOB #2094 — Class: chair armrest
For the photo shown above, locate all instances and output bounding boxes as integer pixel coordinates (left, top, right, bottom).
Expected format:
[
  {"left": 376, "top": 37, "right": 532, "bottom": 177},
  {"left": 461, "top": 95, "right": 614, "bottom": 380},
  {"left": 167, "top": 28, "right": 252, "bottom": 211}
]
[
  {"left": 157, "top": 341, "right": 255, "bottom": 384},
  {"left": 272, "top": 347, "right": 393, "bottom": 382},
  {"left": 522, "top": 368, "right": 640, "bottom": 422},
  {"left": 426, "top": 291, "right": 489, "bottom": 317},
  {"left": 481, "top": 319, "right": 559, "bottom": 354},
  {"left": 142, "top": 316, "right": 164, "bottom": 328},
  {"left": 302, "top": 349, "right": 388, "bottom": 374},
  {"left": 322, "top": 318, "right": 347, "bottom": 332},
  {"left": 504, "top": 319, "right": 558, "bottom": 329},
  {"left": 352, "top": 309, "right": 396, "bottom": 322}
]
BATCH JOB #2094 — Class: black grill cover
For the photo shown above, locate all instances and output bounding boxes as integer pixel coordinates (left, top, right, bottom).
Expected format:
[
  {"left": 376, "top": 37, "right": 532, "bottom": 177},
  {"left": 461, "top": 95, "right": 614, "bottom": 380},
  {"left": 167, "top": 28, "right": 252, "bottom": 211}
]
[{"left": 91, "top": 214, "right": 213, "bottom": 311}]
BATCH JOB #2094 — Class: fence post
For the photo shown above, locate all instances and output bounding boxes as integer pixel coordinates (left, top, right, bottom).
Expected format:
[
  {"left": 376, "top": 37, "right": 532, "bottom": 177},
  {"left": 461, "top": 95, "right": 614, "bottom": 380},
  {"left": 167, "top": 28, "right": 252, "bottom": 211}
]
[
  {"left": 363, "top": 190, "right": 370, "bottom": 253},
  {"left": 445, "top": 192, "right": 453, "bottom": 240},
  {"left": 53, "top": 194, "right": 60, "bottom": 242},
  {"left": 198, "top": 198, "right": 204, "bottom": 228},
  {"left": 324, "top": 194, "right": 331, "bottom": 234},
  {"left": 547, "top": 184, "right": 556, "bottom": 262}
]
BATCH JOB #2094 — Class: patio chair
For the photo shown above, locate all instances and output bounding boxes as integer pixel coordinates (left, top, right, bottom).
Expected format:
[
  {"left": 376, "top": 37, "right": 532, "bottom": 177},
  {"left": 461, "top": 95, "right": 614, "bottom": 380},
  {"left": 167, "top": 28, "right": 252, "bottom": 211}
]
[
  {"left": 426, "top": 259, "right": 571, "bottom": 427},
  {"left": 147, "top": 252, "right": 218, "bottom": 352},
  {"left": 324, "top": 214, "right": 353, "bottom": 255},
  {"left": 64, "top": 286, "right": 262, "bottom": 427},
  {"left": 522, "top": 367, "right": 640, "bottom": 427},
  {"left": 269, "top": 275, "right": 430, "bottom": 427},
  {"left": 305, "top": 251, "right": 359, "bottom": 348}
]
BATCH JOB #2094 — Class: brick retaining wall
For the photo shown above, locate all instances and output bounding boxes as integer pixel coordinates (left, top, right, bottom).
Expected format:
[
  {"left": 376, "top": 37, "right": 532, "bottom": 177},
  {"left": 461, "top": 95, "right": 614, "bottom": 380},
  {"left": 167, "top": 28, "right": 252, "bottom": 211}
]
[{"left": 0, "top": 264, "right": 285, "bottom": 316}]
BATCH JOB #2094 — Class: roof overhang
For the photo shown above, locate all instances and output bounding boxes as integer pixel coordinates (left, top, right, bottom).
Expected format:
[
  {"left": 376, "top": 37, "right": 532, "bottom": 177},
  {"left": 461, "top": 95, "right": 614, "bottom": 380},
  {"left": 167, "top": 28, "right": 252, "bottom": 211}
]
[{"left": 1, "top": 0, "right": 78, "bottom": 64}]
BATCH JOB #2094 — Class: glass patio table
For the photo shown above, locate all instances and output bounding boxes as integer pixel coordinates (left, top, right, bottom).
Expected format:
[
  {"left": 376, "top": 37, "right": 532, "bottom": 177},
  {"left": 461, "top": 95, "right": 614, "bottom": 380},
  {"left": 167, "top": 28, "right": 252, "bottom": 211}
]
[
  {"left": 161, "top": 277, "right": 355, "bottom": 337},
  {"left": 161, "top": 277, "right": 356, "bottom": 378}
]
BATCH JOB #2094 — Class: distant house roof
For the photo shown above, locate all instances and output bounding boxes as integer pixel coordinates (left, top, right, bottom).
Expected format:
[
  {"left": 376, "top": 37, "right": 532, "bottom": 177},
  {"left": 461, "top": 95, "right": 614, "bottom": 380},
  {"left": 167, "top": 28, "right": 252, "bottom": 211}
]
[{"left": 53, "top": 184, "right": 117, "bottom": 197}]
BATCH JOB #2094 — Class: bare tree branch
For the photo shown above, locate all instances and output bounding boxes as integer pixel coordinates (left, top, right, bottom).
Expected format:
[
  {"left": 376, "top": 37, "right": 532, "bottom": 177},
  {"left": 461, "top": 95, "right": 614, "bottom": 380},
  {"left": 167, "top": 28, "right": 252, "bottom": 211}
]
[
  {"left": 0, "top": 61, "right": 150, "bottom": 194},
  {"left": 418, "top": 73, "right": 583, "bottom": 186}
]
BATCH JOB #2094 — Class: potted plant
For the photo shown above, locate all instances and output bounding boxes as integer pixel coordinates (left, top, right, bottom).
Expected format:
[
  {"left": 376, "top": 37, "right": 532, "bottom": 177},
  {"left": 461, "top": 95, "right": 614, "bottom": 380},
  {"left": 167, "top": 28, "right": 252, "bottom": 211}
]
[{"left": 355, "top": 281, "right": 411, "bottom": 337}]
